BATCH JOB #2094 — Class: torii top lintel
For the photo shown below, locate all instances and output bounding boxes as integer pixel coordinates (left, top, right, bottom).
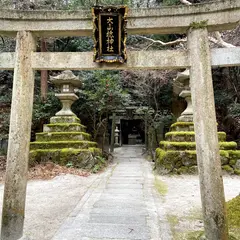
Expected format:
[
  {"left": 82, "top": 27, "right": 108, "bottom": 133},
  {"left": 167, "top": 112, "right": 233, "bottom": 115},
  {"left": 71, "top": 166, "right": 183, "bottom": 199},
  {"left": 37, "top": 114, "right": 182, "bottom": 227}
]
[{"left": 0, "top": 0, "right": 239, "bottom": 37}]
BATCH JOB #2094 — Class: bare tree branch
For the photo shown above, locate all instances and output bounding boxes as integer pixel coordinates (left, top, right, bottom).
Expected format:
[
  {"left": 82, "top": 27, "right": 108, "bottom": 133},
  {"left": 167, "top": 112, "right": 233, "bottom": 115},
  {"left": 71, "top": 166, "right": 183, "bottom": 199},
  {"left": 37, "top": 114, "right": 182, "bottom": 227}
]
[
  {"left": 212, "top": 32, "right": 236, "bottom": 48},
  {"left": 179, "top": 0, "right": 236, "bottom": 48},
  {"left": 139, "top": 36, "right": 187, "bottom": 48},
  {"left": 180, "top": 0, "right": 192, "bottom": 5}
]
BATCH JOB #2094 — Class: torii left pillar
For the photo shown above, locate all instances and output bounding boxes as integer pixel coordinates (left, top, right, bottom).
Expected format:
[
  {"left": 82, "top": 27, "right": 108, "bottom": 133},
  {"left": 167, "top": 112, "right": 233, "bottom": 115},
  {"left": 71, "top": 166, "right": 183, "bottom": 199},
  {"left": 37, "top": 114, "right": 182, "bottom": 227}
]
[{"left": 1, "top": 31, "right": 36, "bottom": 240}]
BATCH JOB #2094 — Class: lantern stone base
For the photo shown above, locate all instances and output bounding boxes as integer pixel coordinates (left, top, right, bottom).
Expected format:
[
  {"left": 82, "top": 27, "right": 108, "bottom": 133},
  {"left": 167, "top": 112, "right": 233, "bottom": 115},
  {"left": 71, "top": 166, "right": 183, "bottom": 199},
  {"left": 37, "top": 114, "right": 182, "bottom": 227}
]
[
  {"left": 155, "top": 122, "right": 240, "bottom": 175},
  {"left": 55, "top": 93, "right": 78, "bottom": 116},
  {"left": 30, "top": 116, "right": 102, "bottom": 170},
  {"left": 50, "top": 116, "right": 81, "bottom": 124},
  {"left": 29, "top": 148, "right": 101, "bottom": 169}
]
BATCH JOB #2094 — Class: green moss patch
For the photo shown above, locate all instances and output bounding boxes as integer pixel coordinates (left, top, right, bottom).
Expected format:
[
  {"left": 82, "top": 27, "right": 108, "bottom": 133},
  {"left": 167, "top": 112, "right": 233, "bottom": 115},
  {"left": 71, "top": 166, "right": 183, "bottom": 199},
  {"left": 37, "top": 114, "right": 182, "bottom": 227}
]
[
  {"left": 227, "top": 195, "right": 240, "bottom": 228},
  {"left": 189, "top": 20, "right": 208, "bottom": 29},
  {"left": 171, "top": 122, "right": 194, "bottom": 127},
  {"left": 47, "top": 123, "right": 85, "bottom": 127},
  {"left": 44, "top": 123, "right": 86, "bottom": 133},
  {"left": 159, "top": 141, "right": 237, "bottom": 151},
  {"left": 165, "top": 132, "right": 226, "bottom": 142},
  {"left": 170, "top": 122, "right": 195, "bottom": 132},
  {"left": 50, "top": 116, "right": 81, "bottom": 124},
  {"left": 155, "top": 148, "right": 240, "bottom": 175},
  {"left": 30, "top": 140, "right": 97, "bottom": 150},
  {"left": 36, "top": 132, "right": 91, "bottom": 141},
  {"left": 29, "top": 147, "right": 102, "bottom": 169},
  {"left": 154, "top": 177, "right": 168, "bottom": 196}
]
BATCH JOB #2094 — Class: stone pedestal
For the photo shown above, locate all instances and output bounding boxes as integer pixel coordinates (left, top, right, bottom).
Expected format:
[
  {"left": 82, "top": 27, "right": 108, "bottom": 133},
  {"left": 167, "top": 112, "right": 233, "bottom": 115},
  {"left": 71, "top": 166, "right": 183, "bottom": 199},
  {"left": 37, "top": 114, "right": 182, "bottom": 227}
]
[
  {"left": 30, "top": 71, "right": 102, "bottom": 169},
  {"left": 175, "top": 70, "right": 193, "bottom": 122},
  {"left": 114, "top": 126, "right": 120, "bottom": 147},
  {"left": 50, "top": 70, "right": 82, "bottom": 117},
  {"left": 177, "top": 90, "right": 193, "bottom": 122}
]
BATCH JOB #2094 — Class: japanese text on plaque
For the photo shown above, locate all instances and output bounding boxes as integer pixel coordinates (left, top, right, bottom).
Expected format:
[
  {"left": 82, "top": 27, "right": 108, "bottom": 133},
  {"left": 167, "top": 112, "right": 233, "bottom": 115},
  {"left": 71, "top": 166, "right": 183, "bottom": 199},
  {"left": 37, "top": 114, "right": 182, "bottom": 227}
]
[{"left": 106, "top": 17, "right": 114, "bottom": 52}]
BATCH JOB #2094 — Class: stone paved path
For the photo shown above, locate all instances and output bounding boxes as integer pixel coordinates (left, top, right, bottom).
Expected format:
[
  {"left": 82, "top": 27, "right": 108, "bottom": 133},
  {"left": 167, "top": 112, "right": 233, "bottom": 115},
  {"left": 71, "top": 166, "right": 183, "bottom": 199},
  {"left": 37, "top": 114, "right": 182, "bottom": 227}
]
[{"left": 52, "top": 146, "right": 171, "bottom": 240}]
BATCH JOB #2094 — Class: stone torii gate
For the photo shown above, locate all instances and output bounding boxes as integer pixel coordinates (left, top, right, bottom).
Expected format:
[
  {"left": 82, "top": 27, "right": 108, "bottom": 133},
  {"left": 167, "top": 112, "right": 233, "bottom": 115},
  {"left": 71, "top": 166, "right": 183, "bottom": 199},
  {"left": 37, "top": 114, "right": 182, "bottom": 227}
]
[{"left": 0, "top": 1, "right": 240, "bottom": 239}]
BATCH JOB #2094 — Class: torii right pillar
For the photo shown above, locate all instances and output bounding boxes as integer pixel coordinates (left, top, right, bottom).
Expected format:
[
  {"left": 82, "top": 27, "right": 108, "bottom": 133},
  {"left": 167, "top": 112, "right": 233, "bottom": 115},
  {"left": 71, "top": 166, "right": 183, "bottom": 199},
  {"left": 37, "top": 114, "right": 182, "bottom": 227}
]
[{"left": 188, "top": 27, "right": 228, "bottom": 239}]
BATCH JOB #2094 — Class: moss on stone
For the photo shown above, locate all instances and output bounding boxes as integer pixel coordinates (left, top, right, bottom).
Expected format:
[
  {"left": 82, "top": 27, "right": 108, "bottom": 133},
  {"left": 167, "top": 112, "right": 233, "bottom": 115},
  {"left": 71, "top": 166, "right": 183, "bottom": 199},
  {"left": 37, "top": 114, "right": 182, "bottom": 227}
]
[
  {"left": 229, "top": 159, "right": 237, "bottom": 167},
  {"left": 160, "top": 141, "right": 196, "bottom": 150},
  {"left": 30, "top": 140, "right": 97, "bottom": 150},
  {"left": 222, "top": 165, "right": 234, "bottom": 174},
  {"left": 36, "top": 131, "right": 91, "bottom": 141},
  {"left": 186, "top": 150, "right": 196, "bottom": 155},
  {"left": 37, "top": 131, "right": 89, "bottom": 136},
  {"left": 234, "top": 169, "right": 240, "bottom": 175},
  {"left": 190, "top": 20, "right": 208, "bottom": 29},
  {"left": 219, "top": 142, "right": 237, "bottom": 150},
  {"left": 188, "top": 166, "right": 198, "bottom": 174},
  {"left": 177, "top": 166, "right": 189, "bottom": 174},
  {"left": 44, "top": 123, "right": 87, "bottom": 133},
  {"left": 227, "top": 196, "right": 240, "bottom": 239},
  {"left": 166, "top": 131, "right": 226, "bottom": 142},
  {"left": 50, "top": 116, "right": 81, "bottom": 124},
  {"left": 175, "top": 161, "right": 182, "bottom": 168},
  {"left": 29, "top": 148, "right": 102, "bottom": 169},
  {"left": 47, "top": 123, "right": 86, "bottom": 128},
  {"left": 48, "top": 123, "right": 82, "bottom": 126},
  {"left": 186, "top": 231, "right": 237, "bottom": 240},
  {"left": 171, "top": 122, "right": 194, "bottom": 127},
  {"left": 228, "top": 150, "right": 240, "bottom": 158},
  {"left": 159, "top": 141, "right": 237, "bottom": 151},
  {"left": 219, "top": 150, "right": 230, "bottom": 158}
]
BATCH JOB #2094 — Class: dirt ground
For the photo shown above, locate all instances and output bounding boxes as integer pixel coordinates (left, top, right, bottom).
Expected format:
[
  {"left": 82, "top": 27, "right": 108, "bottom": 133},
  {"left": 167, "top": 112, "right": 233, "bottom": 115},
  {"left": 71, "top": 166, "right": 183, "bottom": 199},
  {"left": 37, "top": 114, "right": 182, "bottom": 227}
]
[
  {"left": 0, "top": 154, "right": 239, "bottom": 239},
  {"left": 155, "top": 174, "right": 240, "bottom": 239}
]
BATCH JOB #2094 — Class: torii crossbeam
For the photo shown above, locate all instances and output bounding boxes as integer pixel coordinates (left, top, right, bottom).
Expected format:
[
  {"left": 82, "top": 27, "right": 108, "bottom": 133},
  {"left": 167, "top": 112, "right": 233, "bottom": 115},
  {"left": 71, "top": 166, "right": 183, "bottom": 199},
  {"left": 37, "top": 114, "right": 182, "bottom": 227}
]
[{"left": 0, "top": 1, "right": 239, "bottom": 239}]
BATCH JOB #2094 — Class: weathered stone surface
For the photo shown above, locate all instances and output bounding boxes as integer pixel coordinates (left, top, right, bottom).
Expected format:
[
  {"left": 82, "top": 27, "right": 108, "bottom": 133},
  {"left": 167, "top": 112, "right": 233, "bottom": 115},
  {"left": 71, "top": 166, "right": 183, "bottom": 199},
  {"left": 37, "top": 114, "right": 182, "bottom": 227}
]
[
  {"left": 29, "top": 148, "right": 101, "bottom": 169},
  {"left": 0, "top": 0, "right": 239, "bottom": 37},
  {"left": 36, "top": 132, "right": 90, "bottom": 142},
  {"left": 30, "top": 140, "right": 97, "bottom": 150},
  {"left": 50, "top": 70, "right": 82, "bottom": 87},
  {"left": 50, "top": 116, "right": 80, "bottom": 124},
  {"left": 188, "top": 27, "right": 228, "bottom": 240},
  {"left": 1, "top": 31, "right": 36, "bottom": 240},
  {"left": 1, "top": 48, "right": 240, "bottom": 71},
  {"left": 234, "top": 160, "right": 240, "bottom": 170},
  {"left": 43, "top": 123, "right": 86, "bottom": 133},
  {"left": 52, "top": 146, "right": 167, "bottom": 240}
]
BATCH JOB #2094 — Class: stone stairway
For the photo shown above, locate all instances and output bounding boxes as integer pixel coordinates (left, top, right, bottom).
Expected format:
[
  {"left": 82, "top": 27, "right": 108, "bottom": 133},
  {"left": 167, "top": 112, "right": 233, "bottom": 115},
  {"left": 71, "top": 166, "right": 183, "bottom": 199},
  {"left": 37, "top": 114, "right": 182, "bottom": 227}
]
[{"left": 52, "top": 146, "right": 169, "bottom": 240}]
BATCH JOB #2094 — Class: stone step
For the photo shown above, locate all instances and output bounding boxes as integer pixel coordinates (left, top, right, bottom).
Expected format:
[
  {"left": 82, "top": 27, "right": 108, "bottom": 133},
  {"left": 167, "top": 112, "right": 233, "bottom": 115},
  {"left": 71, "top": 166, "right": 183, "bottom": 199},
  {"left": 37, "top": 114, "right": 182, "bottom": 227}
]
[
  {"left": 36, "top": 132, "right": 91, "bottom": 142},
  {"left": 29, "top": 148, "right": 101, "bottom": 169},
  {"left": 50, "top": 116, "right": 80, "bottom": 124},
  {"left": 88, "top": 214, "right": 147, "bottom": 225},
  {"left": 30, "top": 140, "right": 97, "bottom": 150},
  {"left": 53, "top": 223, "right": 150, "bottom": 240},
  {"left": 170, "top": 122, "right": 195, "bottom": 132},
  {"left": 155, "top": 148, "right": 240, "bottom": 175},
  {"left": 165, "top": 131, "right": 226, "bottom": 142},
  {"left": 43, "top": 123, "right": 86, "bottom": 133},
  {"left": 159, "top": 141, "right": 237, "bottom": 151}
]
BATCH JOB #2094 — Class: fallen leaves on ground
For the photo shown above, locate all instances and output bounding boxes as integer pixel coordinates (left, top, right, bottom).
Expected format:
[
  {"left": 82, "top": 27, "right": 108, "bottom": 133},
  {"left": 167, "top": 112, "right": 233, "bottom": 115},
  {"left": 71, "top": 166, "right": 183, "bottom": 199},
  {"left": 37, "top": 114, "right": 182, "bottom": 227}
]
[{"left": 0, "top": 156, "right": 90, "bottom": 182}]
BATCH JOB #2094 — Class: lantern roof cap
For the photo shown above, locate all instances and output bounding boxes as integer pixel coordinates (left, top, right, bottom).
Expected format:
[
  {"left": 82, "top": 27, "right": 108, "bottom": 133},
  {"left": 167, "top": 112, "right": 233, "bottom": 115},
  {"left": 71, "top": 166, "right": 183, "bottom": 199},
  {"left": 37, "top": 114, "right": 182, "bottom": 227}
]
[
  {"left": 50, "top": 70, "right": 82, "bottom": 87},
  {"left": 175, "top": 69, "right": 189, "bottom": 83}
]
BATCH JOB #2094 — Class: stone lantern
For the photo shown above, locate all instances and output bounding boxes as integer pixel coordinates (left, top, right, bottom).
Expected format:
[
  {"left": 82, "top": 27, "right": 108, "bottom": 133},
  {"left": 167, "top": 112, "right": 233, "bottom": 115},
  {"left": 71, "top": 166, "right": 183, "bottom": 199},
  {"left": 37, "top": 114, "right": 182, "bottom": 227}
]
[
  {"left": 50, "top": 70, "right": 82, "bottom": 117},
  {"left": 115, "top": 126, "right": 120, "bottom": 146},
  {"left": 174, "top": 69, "right": 193, "bottom": 122}
]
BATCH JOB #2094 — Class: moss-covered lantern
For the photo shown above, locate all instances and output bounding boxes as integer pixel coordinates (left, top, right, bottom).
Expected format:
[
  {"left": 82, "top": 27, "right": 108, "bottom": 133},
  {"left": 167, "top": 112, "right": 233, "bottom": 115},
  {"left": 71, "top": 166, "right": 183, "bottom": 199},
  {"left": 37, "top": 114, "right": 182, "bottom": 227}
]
[{"left": 50, "top": 70, "right": 82, "bottom": 116}]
